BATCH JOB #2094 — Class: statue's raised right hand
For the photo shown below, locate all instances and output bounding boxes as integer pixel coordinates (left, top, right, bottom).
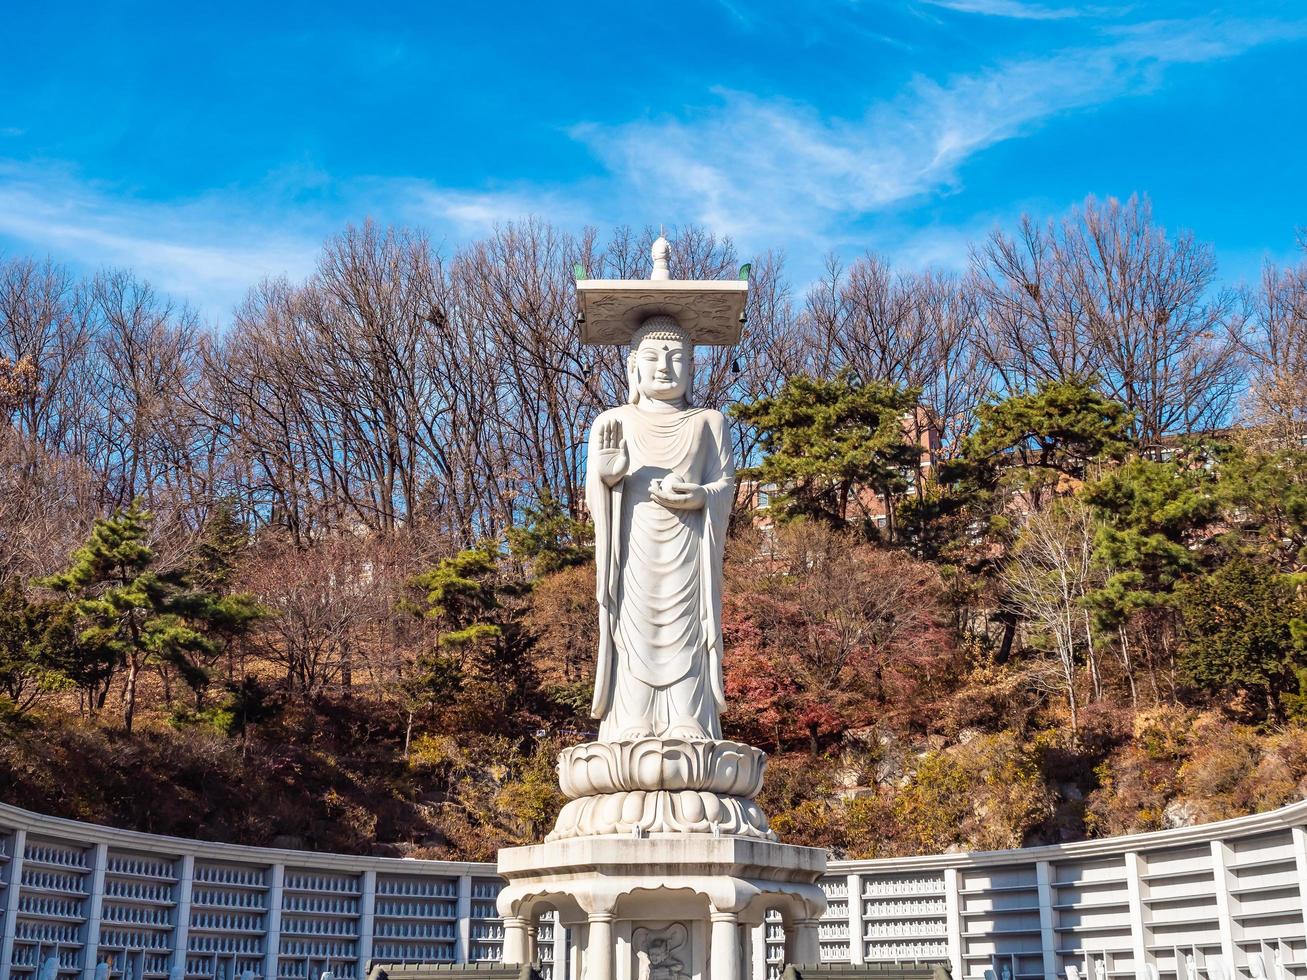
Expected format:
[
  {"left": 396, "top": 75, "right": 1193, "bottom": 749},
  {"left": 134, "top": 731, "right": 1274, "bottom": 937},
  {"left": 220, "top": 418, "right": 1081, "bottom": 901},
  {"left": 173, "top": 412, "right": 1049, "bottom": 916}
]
[{"left": 595, "top": 418, "right": 629, "bottom": 487}]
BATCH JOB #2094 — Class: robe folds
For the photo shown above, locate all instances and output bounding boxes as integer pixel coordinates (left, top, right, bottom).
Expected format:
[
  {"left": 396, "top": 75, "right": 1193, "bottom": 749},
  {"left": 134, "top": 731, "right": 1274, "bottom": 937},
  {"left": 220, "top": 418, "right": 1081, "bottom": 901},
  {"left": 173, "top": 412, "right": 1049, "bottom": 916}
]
[{"left": 586, "top": 403, "right": 735, "bottom": 740}]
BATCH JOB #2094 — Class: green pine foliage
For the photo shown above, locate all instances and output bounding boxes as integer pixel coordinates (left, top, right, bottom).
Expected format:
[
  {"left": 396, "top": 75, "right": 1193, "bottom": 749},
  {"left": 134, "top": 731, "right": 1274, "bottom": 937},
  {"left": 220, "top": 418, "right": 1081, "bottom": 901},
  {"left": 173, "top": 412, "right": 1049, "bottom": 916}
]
[
  {"left": 506, "top": 489, "right": 593, "bottom": 577},
  {"left": 955, "top": 377, "right": 1134, "bottom": 512},
  {"left": 731, "top": 371, "right": 920, "bottom": 531},
  {"left": 1082, "top": 454, "right": 1218, "bottom": 631},
  {"left": 40, "top": 500, "right": 263, "bottom": 733},
  {"left": 963, "top": 378, "right": 1134, "bottom": 479},
  {"left": 409, "top": 544, "right": 504, "bottom": 647},
  {"left": 1176, "top": 559, "right": 1306, "bottom": 719},
  {"left": 402, "top": 543, "right": 535, "bottom": 739},
  {"left": 0, "top": 586, "right": 82, "bottom": 713}
]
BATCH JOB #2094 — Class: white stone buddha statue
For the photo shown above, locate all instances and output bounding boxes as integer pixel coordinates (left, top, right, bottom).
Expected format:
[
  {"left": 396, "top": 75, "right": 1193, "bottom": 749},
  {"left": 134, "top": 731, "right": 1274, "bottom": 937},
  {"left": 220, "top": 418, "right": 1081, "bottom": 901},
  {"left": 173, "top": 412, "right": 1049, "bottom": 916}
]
[{"left": 586, "top": 312, "right": 735, "bottom": 742}]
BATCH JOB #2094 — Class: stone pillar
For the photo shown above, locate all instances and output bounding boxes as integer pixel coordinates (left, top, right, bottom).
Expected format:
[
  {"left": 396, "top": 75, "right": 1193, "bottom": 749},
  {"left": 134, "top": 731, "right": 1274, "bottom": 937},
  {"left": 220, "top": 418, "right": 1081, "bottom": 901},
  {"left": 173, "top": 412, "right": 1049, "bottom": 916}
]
[
  {"left": 943, "top": 868, "right": 963, "bottom": 980},
  {"left": 711, "top": 911, "right": 742, "bottom": 980},
  {"left": 1293, "top": 825, "right": 1307, "bottom": 942},
  {"left": 586, "top": 912, "right": 616, "bottom": 980},
  {"left": 504, "top": 915, "right": 531, "bottom": 965},
  {"left": 550, "top": 915, "right": 568, "bottom": 980},
  {"left": 456, "top": 874, "right": 472, "bottom": 963},
  {"left": 527, "top": 921, "right": 539, "bottom": 964},
  {"left": 752, "top": 922, "right": 769, "bottom": 980},
  {"left": 1124, "top": 851, "right": 1150, "bottom": 980},
  {"left": 262, "top": 863, "right": 284, "bottom": 980},
  {"left": 786, "top": 918, "right": 820, "bottom": 967},
  {"left": 82, "top": 842, "right": 108, "bottom": 980},
  {"left": 1210, "top": 841, "right": 1237, "bottom": 976},
  {"left": 1036, "top": 860, "right": 1056, "bottom": 980},
  {"left": 846, "top": 873, "right": 864, "bottom": 966},
  {"left": 358, "top": 869, "right": 377, "bottom": 973},
  {"left": 1, "top": 828, "right": 27, "bottom": 980},
  {"left": 170, "top": 854, "right": 194, "bottom": 979}
]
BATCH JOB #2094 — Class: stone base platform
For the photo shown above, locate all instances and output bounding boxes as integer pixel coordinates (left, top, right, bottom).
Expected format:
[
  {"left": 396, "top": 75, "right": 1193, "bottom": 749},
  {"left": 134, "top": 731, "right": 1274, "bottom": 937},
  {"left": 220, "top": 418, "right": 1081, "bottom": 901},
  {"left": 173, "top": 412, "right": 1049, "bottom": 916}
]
[{"left": 496, "top": 835, "right": 826, "bottom": 980}]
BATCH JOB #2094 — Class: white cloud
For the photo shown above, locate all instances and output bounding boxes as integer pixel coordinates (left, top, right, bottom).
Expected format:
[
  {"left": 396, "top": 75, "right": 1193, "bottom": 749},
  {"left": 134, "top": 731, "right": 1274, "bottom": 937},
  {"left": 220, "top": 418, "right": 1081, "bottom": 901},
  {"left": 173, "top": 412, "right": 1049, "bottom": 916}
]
[
  {"left": 572, "top": 15, "right": 1306, "bottom": 252},
  {"left": 0, "top": 162, "right": 610, "bottom": 321},
  {"left": 918, "top": 0, "right": 1082, "bottom": 19},
  {"left": 396, "top": 181, "right": 595, "bottom": 236},
  {"left": 0, "top": 163, "right": 323, "bottom": 322}
]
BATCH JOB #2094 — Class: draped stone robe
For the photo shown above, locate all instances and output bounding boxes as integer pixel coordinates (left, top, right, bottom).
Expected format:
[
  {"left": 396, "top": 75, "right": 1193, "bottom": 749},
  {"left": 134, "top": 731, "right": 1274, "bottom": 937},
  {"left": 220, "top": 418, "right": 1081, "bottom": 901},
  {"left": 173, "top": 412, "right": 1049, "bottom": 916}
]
[{"left": 586, "top": 403, "right": 735, "bottom": 741}]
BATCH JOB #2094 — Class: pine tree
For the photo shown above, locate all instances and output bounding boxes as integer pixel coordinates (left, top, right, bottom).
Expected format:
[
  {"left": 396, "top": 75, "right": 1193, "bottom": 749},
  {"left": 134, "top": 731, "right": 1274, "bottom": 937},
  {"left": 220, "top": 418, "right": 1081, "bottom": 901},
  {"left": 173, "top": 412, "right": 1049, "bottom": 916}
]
[
  {"left": 731, "top": 372, "right": 921, "bottom": 536},
  {"left": 191, "top": 498, "right": 249, "bottom": 591},
  {"left": 410, "top": 544, "right": 505, "bottom": 652},
  {"left": 401, "top": 544, "right": 514, "bottom": 746},
  {"left": 506, "top": 489, "right": 593, "bottom": 578},
  {"left": 1083, "top": 454, "right": 1218, "bottom": 631},
  {"left": 957, "top": 377, "right": 1134, "bottom": 507},
  {"left": 41, "top": 500, "right": 262, "bottom": 733},
  {"left": 0, "top": 586, "right": 83, "bottom": 715},
  {"left": 1177, "top": 558, "right": 1305, "bottom": 721}
]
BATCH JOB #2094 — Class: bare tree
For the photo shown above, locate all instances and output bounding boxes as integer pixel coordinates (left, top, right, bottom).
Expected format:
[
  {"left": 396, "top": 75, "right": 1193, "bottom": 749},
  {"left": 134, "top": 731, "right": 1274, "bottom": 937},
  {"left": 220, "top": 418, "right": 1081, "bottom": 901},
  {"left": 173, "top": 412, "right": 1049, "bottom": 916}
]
[
  {"left": 1003, "top": 498, "right": 1102, "bottom": 732},
  {"left": 89, "top": 269, "right": 207, "bottom": 519},
  {"left": 798, "top": 253, "right": 991, "bottom": 460},
  {"left": 1240, "top": 259, "right": 1307, "bottom": 440},
  {"left": 974, "top": 196, "right": 1244, "bottom": 444}
]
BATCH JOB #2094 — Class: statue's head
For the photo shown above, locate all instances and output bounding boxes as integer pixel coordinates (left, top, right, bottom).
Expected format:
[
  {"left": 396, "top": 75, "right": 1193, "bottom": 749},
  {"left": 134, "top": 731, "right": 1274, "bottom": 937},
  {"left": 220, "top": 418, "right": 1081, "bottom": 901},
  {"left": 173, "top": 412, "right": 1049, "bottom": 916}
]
[{"left": 627, "top": 315, "right": 694, "bottom": 405}]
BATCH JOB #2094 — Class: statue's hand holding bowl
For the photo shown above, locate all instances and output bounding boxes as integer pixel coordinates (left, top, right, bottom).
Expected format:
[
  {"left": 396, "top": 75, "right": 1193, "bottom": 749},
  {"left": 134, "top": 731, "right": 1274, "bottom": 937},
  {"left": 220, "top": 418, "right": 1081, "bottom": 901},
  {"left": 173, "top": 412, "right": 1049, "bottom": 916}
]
[
  {"left": 596, "top": 418, "right": 630, "bottom": 487},
  {"left": 651, "top": 475, "right": 708, "bottom": 511}
]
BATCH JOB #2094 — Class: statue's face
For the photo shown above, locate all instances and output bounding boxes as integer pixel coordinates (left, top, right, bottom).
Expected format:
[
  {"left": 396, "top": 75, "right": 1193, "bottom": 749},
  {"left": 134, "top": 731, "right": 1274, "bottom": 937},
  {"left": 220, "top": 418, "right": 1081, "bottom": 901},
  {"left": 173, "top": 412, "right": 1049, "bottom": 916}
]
[
  {"left": 648, "top": 941, "right": 668, "bottom": 964},
  {"left": 633, "top": 335, "right": 692, "bottom": 402}
]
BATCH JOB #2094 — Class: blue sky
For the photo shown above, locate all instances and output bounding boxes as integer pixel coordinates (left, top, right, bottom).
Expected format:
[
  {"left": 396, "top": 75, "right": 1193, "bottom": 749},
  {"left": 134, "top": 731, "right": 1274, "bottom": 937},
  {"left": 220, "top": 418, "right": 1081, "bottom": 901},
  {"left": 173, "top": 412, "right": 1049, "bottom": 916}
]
[{"left": 1, "top": 0, "right": 1305, "bottom": 321}]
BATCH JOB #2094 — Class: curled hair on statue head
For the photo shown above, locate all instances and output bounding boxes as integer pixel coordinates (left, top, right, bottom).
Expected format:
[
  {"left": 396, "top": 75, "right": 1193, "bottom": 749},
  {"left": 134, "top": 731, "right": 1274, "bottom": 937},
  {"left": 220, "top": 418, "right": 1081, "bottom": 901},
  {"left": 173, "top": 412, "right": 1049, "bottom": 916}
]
[{"left": 626, "top": 315, "right": 696, "bottom": 404}]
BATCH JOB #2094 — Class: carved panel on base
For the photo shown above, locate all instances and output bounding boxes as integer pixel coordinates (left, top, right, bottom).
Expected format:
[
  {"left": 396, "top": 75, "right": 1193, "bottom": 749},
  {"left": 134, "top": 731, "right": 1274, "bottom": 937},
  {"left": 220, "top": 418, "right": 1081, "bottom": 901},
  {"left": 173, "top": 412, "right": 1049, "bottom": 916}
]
[{"left": 634, "top": 924, "right": 692, "bottom": 980}]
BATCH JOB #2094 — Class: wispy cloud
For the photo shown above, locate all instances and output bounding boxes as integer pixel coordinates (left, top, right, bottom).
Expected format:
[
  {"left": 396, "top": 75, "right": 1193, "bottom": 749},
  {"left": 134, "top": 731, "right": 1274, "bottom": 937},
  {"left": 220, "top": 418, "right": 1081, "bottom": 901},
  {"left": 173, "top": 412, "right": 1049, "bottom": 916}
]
[
  {"left": 918, "top": 0, "right": 1082, "bottom": 19},
  {"left": 396, "top": 181, "right": 596, "bottom": 236},
  {"left": 573, "top": 14, "right": 1305, "bottom": 249},
  {"left": 0, "top": 164, "right": 597, "bottom": 320},
  {"left": 0, "top": 162, "right": 326, "bottom": 321}
]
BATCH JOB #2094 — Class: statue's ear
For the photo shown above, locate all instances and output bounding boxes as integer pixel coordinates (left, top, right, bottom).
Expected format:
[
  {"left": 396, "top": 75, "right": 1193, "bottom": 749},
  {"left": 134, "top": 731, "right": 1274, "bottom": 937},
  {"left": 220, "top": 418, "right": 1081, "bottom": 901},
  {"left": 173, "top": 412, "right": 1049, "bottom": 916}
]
[{"left": 627, "top": 351, "right": 640, "bottom": 404}]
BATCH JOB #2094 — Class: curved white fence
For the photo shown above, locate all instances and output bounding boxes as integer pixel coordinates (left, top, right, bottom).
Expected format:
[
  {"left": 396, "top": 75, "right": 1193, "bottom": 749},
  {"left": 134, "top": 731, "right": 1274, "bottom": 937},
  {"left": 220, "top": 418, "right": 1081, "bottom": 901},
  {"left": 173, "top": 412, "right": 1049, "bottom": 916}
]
[
  {"left": 1, "top": 799, "right": 1304, "bottom": 980},
  {"left": 821, "top": 801, "right": 1307, "bottom": 980}
]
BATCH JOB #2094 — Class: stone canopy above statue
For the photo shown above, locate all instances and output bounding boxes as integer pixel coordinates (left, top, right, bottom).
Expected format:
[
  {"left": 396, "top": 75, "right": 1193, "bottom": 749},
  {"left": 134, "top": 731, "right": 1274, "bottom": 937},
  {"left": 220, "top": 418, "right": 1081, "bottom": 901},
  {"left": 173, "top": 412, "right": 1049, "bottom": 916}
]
[
  {"left": 575, "top": 279, "right": 748, "bottom": 346},
  {"left": 574, "top": 233, "right": 749, "bottom": 346}
]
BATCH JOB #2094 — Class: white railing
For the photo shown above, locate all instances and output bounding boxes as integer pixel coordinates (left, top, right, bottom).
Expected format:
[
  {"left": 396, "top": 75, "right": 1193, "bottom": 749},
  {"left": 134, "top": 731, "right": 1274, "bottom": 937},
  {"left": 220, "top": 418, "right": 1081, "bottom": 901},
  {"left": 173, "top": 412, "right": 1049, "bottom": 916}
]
[
  {"left": 821, "top": 800, "right": 1307, "bottom": 980},
  {"left": 1, "top": 799, "right": 1305, "bottom": 980}
]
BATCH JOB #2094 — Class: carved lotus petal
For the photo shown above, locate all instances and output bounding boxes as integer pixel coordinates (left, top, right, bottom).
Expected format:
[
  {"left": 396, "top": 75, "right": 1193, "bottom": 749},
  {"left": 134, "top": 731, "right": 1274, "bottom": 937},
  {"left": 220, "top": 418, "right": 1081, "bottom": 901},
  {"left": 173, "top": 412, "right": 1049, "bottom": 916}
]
[
  {"left": 636, "top": 743, "right": 665, "bottom": 791},
  {"left": 680, "top": 790, "right": 704, "bottom": 825},
  {"left": 545, "top": 788, "right": 776, "bottom": 841},
  {"left": 662, "top": 747, "right": 693, "bottom": 791},
  {"left": 702, "top": 792, "right": 723, "bottom": 825},
  {"left": 555, "top": 737, "right": 767, "bottom": 799},
  {"left": 622, "top": 789, "right": 646, "bottom": 824}
]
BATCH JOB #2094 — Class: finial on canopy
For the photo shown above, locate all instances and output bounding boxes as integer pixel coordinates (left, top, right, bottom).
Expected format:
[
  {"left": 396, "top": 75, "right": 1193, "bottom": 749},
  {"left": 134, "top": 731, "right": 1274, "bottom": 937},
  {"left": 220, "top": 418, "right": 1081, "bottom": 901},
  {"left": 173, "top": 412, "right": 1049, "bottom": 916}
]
[{"left": 651, "top": 232, "right": 671, "bottom": 281}]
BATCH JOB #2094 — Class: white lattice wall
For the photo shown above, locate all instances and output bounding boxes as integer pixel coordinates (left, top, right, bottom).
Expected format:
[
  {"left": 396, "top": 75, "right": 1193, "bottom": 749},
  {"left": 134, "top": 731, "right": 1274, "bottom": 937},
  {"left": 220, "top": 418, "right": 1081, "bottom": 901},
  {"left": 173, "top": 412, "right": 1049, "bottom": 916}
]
[{"left": 1, "top": 801, "right": 1305, "bottom": 980}]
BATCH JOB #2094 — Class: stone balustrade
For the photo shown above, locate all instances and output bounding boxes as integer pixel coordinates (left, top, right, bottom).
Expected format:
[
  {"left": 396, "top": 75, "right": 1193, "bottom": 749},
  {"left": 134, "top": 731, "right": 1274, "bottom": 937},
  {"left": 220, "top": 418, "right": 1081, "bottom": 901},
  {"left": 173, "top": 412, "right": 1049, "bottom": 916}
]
[{"left": 1, "top": 799, "right": 1304, "bottom": 980}]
